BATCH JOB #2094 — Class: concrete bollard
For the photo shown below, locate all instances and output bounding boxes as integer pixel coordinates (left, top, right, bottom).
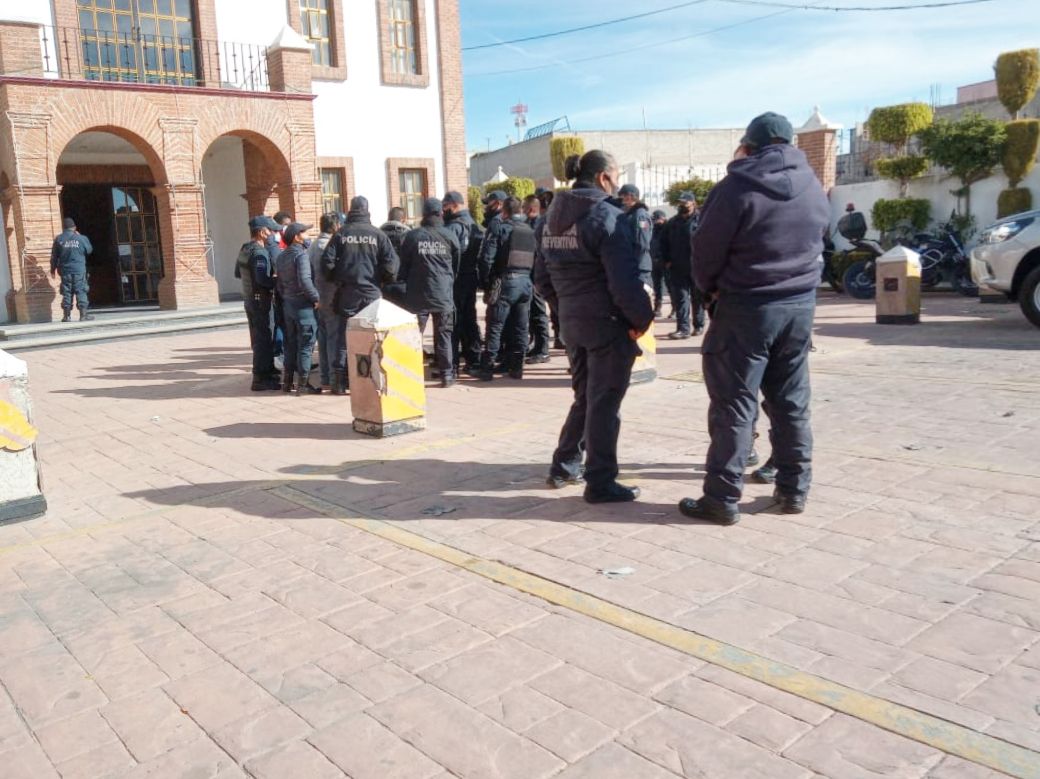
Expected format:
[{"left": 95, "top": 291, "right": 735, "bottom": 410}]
[
  {"left": 0, "top": 349, "right": 47, "bottom": 523},
  {"left": 347, "top": 298, "right": 427, "bottom": 437},
  {"left": 876, "top": 246, "right": 922, "bottom": 325}
]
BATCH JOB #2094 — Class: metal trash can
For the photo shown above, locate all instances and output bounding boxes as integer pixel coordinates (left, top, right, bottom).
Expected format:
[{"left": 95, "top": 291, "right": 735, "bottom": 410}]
[
  {"left": 346, "top": 298, "right": 427, "bottom": 437},
  {"left": 876, "top": 246, "right": 921, "bottom": 325},
  {"left": 0, "top": 349, "right": 47, "bottom": 523}
]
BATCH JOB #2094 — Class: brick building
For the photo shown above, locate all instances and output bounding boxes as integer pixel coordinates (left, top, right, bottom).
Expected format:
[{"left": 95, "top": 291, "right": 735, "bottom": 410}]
[{"left": 0, "top": 0, "right": 466, "bottom": 323}]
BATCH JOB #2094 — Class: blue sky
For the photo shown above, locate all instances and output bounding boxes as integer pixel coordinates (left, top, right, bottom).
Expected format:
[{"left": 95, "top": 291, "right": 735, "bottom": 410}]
[{"left": 458, "top": 0, "right": 1036, "bottom": 153}]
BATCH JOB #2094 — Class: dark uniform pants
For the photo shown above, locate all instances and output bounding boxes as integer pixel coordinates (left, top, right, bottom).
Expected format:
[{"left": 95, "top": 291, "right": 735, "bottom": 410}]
[
  {"left": 528, "top": 291, "right": 552, "bottom": 356},
  {"left": 482, "top": 274, "right": 532, "bottom": 370},
  {"left": 550, "top": 332, "right": 637, "bottom": 490},
  {"left": 651, "top": 261, "right": 667, "bottom": 311},
  {"left": 243, "top": 294, "right": 276, "bottom": 378},
  {"left": 417, "top": 310, "right": 456, "bottom": 380},
  {"left": 702, "top": 292, "right": 815, "bottom": 505},
  {"left": 272, "top": 294, "right": 285, "bottom": 358},
  {"left": 284, "top": 301, "right": 318, "bottom": 377},
  {"left": 669, "top": 266, "right": 706, "bottom": 333},
  {"left": 452, "top": 276, "right": 482, "bottom": 368},
  {"left": 316, "top": 311, "right": 332, "bottom": 386},
  {"left": 59, "top": 271, "right": 89, "bottom": 311},
  {"left": 330, "top": 311, "right": 349, "bottom": 375}
]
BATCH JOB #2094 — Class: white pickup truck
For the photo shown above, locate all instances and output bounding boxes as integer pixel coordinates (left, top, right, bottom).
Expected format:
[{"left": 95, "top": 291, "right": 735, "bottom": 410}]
[{"left": 970, "top": 211, "right": 1040, "bottom": 328}]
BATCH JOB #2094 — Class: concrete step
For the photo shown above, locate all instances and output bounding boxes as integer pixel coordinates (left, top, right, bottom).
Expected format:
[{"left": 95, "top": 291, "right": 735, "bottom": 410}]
[{"left": 0, "top": 305, "right": 246, "bottom": 351}]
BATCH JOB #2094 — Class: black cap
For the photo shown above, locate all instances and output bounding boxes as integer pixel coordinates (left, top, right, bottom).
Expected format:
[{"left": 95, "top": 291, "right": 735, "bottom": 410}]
[
  {"left": 534, "top": 187, "right": 550, "bottom": 197},
  {"left": 282, "top": 222, "right": 312, "bottom": 244},
  {"left": 422, "top": 197, "right": 443, "bottom": 217},
  {"left": 482, "top": 190, "right": 507, "bottom": 205},
  {"left": 652, "top": 209, "right": 667, "bottom": 220},
  {"left": 349, "top": 195, "right": 369, "bottom": 213},
  {"left": 677, "top": 191, "right": 697, "bottom": 204},
  {"left": 618, "top": 184, "right": 640, "bottom": 199},
  {"left": 249, "top": 215, "right": 279, "bottom": 231},
  {"left": 442, "top": 190, "right": 465, "bottom": 205},
  {"left": 62, "top": 217, "right": 76, "bottom": 230},
  {"left": 741, "top": 111, "right": 794, "bottom": 149}
]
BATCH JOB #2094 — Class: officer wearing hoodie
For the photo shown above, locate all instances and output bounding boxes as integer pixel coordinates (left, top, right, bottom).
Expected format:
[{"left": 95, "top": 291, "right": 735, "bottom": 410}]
[
  {"left": 50, "top": 218, "right": 94, "bottom": 322},
  {"left": 660, "top": 191, "right": 704, "bottom": 338},
  {"left": 322, "top": 196, "right": 400, "bottom": 394},
  {"left": 400, "top": 198, "right": 461, "bottom": 387},
  {"left": 678, "top": 112, "right": 830, "bottom": 526},
  {"left": 534, "top": 151, "right": 654, "bottom": 504},
  {"left": 276, "top": 222, "right": 322, "bottom": 395},
  {"left": 443, "top": 191, "right": 483, "bottom": 372}
]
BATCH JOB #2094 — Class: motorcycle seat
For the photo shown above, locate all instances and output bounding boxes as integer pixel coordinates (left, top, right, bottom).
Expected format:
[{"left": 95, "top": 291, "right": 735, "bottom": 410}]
[{"left": 854, "top": 239, "right": 884, "bottom": 254}]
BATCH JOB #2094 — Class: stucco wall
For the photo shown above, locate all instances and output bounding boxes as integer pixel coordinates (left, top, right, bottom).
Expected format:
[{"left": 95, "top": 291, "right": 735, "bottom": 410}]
[{"left": 201, "top": 136, "right": 249, "bottom": 298}]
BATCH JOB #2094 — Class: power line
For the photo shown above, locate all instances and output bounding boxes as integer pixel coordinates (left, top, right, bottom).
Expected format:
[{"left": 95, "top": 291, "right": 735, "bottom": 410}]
[
  {"left": 718, "top": 0, "right": 994, "bottom": 10},
  {"left": 462, "top": 1, "right": 709, "bottom": 51}
]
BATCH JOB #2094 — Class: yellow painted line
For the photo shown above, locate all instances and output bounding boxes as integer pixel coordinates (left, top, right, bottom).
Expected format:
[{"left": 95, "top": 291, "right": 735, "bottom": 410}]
[
  {"left": 273, "top": 483, "right": 1040, "bottom": 779},
  {"left": 662, "top": 367, "right": 1038, "bottom": 393}
]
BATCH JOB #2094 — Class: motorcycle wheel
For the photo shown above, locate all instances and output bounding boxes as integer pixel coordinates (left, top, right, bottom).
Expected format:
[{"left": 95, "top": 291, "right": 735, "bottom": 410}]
[
  {"left": 843, "top": 260, "right": 876, "bottom": 300},
  {"left": 952, "top": 266, "right": 979, "bottom": 297}
]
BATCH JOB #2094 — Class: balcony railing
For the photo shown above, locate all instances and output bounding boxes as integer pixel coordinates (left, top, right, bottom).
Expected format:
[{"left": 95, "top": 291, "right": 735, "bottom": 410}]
[{"left": 39, "top": 25, "right": 269, "bottom": 92}]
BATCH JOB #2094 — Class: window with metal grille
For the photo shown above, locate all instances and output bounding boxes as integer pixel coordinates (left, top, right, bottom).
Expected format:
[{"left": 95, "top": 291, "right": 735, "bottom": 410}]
[
  {"left": 320, "top": 169, "right": 343, "bottom": 215},
  {"left": 388, "top": 0, "right": 417, "bottom": 75},
  {"left": 299, "top": 0, "right": 332, "bottom": 67},
  {"left": 398, "top": 169, "right": 426, "bottom": 225}
]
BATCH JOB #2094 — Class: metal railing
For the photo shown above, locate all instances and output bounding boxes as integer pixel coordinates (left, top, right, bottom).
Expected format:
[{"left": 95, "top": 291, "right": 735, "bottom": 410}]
[{"left": 39, "top": 25, "right": 269, "bottom": 92}]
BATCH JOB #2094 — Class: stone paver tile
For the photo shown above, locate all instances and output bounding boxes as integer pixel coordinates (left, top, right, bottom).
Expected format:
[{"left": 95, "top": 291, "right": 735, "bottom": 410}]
[
  {"left": 966, "top": 591, "right": 1040, "bottom": 632},
  {"left": 528, "top": 664, "right": 659, "bottom": 730},
  {"left": 783, "top": 713, "right": 944, "bottom": 778},
  {"left": 891, "top": 656, "right": 988, "bottom": 702},
  {"left": 0, "top": 696, "right": 32, "bottom": 753},
  {"left": 870, "top": 683, "right": 995, "bottom": 732},
  {"left": 289, "top": 683, "right": 369, "bottom": 729},
  {"left": 369, "top": 683, "right": 563, "bottom": 779},
  {"left": 254, "top": 662, "right": 338, "bottom": 704},
  {"left": 34, "top": 709, "right": 120, "bottom": 765},
  {"left": 960, "top": 663, "right": 1040, "bottom": 724},
  {"left": 652, "top": 673, "right": 755, "bottom": 725},
  {"left": 420, "top": 635, "right": 562, "bottom": 705},
  {"left": 222, "top": 621, "right": 350, "bottom": 686},
  {"left": 0, "top": 643, "right": 108, "bottom": 725},
  {"left": 760, "top": 547, "right": 869, "bottom": 590},
  {"left": 695, "top": 665, "right": 832, "bottom": 725},
  {"left": 342, "top": 661, "right": 421, "bottom": 703},
  {"left": 163, "top": 662, "right": 278, "bottom": 732},
  {"left": 926, "top": 755, "right": 1012, "bottom": 778},
  {"left": 211, "top": 705, "right": 312, "bottom": 762},
  {"left": 728, "top": 704, "right": 814, "bottom": 752},
  {"left": 313, "top": 640, "right": 383, "bottom": 682},
  {"left": 907, "top": 547, "right": 1004, "bottom": 585},
  {"left": 907, "top": 613, "right": 1038, "bottom": 674},
  {"left": 553, "top": 742, "right": 680, "bottom": 779},
  {"left": 308, "top": 712, "right": 444, "bottom": 779},
  {"left": 522, "top": 708, "right": 615, "bottom": 763},
  {"left": 985, "top": 718, "right": 1040, "bottom": 752},
  {"left": 426, "top": 583, "right": 547, "bottom": 635},
  {"left": 0, "top": 742, "right": 61, "bottom": 779},
  {"left": 245, "top": 740, "right": 345, "bottom": 779},
  {"left": 808, "top": 655, "right": 892, "bottom": 691},
  {"left": 262, "top": 575, "right": 362, "bottom": 619},
  {"left": 476, "top": 686, "right": 566, "bottom": 733},
  {"left": 0, "top": 607, "right": 58, "bottom": 662},
  {"left": 643, "top": 561, "right": 756, "bottom": 606},
  {"left": 136, "top": 627, "right": 223, "bottom": 679},
  {"left": 88, "top": 644, "right": 169, "bottom": 701},
  {"left": 677, "top": 597, "right": 798, "bottom": 646},
  {"left": 512, "top": 614, "right": 689, "bottom": 694},
  {"left": 100, "top": 690, "right": 204, "bottom": 762},
  {"left": 777, "top": 619, "right": 919, "bottom": 672},
  {"left": 345, "top": 604, "right": 447, "bottom": 649},
  {"left": 378, "top": 616, "right": 493, "bottom": 673},
  {"left": 364, "top": 569, "right": 471, "bottom": 611},
  {"left": 620, "top": 707, "right": 811, "bottom": 779},
  {"left": 53, "top": 740, "right": 136, "bottom": 779}
]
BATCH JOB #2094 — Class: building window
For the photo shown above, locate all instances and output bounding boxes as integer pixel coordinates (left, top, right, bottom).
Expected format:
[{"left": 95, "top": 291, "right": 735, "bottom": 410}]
[
  {"left": 398, "top": 168, "right": 426, "bottom": 225},
  {"left": 320, "top": 168, "right": 343, "bottom": 215},
  {"left": 299, "top": 0, "right": 332, "bottom": 67},
  {"left": 388, "top": 0, "right": 417, "bottom": 76}
]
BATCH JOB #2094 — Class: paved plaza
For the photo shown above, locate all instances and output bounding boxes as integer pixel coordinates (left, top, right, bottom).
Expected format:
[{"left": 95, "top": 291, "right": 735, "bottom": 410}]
[{"left": 1, "top": 294, "right": 1039, "bottom": 778}]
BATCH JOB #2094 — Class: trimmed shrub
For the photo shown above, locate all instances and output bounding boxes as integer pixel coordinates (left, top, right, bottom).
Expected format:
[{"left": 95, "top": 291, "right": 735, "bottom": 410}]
[
  {"left": 995, "top": 49, "right": 1040, "bottom": 119},
  {"left": 871, "top": 198, "right": 931, "bottom": 232},
  {"left": 920, "top": 113, "right": 1007, "bottom": 215},
  {"left": 1002, "top": 119, "right": 1040, "bottom": 187},
  {"left": 866, "top": 103, "right": 933, "bottom": 150},
  {"left": 467, "top": 185, "right": 485, "bottom": 225},
  {"left": 664, "top": 177, "right": 715, "bottom": 207},
  {"left": 550, "top": 136, "right": 585, "bottom": 182},
  {"left": 998, "top": 187, "right": 1033, "bottom": 218},
  {"left": 495, "top": 177, "right": 536, "bottom": 201},
  {"left": 875, "top": 156, "right": 929, "bottom": 182}
]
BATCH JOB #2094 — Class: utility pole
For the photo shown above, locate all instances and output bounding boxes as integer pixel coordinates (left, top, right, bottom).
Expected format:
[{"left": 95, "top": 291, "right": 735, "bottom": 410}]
[{"left": 510, "top": 102, "right": 528, "bottom": 143}]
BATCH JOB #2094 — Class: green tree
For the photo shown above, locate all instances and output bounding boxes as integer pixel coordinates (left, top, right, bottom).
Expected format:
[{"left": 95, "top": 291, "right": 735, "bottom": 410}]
[
  {"left": 550, "top": 136, "right": 585, "bottom": 182},
  {"left": 1002, "top": 119, "right": 1040, "bottom": 187},
  {"left": 919, "top": 113, "right": 1007, "bottom": 216},
  {"left": 867, "top": 103, "right": 933, "bottom": 197},
  {"left": 871, "top": 198, "right": 931, "bottom": 233},
  {"left": 467, "top": 185, "right": 485, "bottom": 225},
  {"left": 664, "top": 177, "right": 715, "bottom": 207},
  {"left": 995, "top": 49, "right": 1040, "bottom": 119},
  {"left": 493, "top": 177, "right": 536, "bottom": 200}
]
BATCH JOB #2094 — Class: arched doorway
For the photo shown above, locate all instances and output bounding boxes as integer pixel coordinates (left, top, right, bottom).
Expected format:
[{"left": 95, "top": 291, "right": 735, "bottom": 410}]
[
  {"left": 56, "top": 129, "right": 168, "bottom": 309},
  {"left": 201, "top": 131, "right": 293, "bottom": 299}
]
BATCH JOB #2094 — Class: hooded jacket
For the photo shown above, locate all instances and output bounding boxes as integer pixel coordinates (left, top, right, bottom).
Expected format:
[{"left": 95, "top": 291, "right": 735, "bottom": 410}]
[
  {"left": 307, "top": 232, "right": 337, "bottom": 308},
  {"left": 322, "top": 205, "right": 400, "bottom": 317},
  {"left": 693, "top": 144, "right": 830, "bottom": 297},
  {"left": 400, "top": 215, "right": 460, "bottom": 313},
  {"left": 533, "top": 186, "right": 653, "bottom": 349},
  {"left": 444, "top": 208, "right": 483, "bottom": 286},
  {"left": 660, "top": 210, "right": 698, "bottom": 276},
  {"left": 276, "top": 242, "right": 320, "bottom": 306},
  {"left": 379, "top": 220, "right": 410, "bottom": 255}
]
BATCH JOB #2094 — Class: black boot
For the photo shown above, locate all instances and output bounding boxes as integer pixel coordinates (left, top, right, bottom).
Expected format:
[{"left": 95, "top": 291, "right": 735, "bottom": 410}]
[
  {"left": 476, "top": 354, "right": 494, "bottom": 382},
  {"left": 61, "top": 308, "right": 72, "bottom": 323},
  {"left": 331, "top": 371, "right": 348, "bottom": 395},
  {"left": 78, "top": 307, "right": 94, "bottom": 322},
  {"left": 298, "top": 370, "right": 323, "bottom": 395},
  {"left": 282, "top": 369, "right": 295, "bottom": 393}
]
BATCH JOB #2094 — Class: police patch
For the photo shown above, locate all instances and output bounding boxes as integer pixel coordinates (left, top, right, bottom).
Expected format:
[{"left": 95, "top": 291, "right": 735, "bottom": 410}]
[{"left": 639, "top": 220, "right": 649, "bottom": 230}]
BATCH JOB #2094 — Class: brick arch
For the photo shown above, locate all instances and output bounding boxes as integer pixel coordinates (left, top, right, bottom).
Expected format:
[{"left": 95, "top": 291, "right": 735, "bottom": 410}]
[
  {"left": 55, "top": 125, "right": 168, "bottom": 188},
  {"left": 202, "top": 129, "right": 295, "bottom": 221}
]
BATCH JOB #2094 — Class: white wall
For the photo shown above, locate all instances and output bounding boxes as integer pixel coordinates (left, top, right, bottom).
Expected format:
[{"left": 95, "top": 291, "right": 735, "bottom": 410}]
[
  {"left": 0, "top": 208, "right": 11, "bottom": 323},
  {"left": 201, "top": 136, "right": 249, "bottom": 299}
]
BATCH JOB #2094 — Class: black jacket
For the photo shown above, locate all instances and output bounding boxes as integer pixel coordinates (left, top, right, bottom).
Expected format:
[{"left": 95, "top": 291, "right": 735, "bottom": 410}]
[
  {"left": 693, "top": 144, "right": 830, "bottom": 297},
  {"left": 660, "top": 211, "right": 698, "bottom": 275},
  {"left": 650, "top": 220, "right": 667, "bottom": 263},
  {"left": 620, "top": 202, "right": 653, "bottom": 282},
  {"left": 444, "top": 208, "right": 483, "bottom": 286},
  {"left": 534, "top": 186, "right": 653, "bottom": 349},
  {"left": 276, "top": 242, "right": 320, "bottom": 306},
  {"left": 50, "top": 229, "right": 93, "bottom": 274},
  {"left": 241, "top": 241, "right": 276, "bottom": 299},
  {"left": 322, "top": 207, "right": 400, "bottom": 317},
  {"left": 380, "top": 220, "right": 410, "bottom": 255},
  {"left": 477, "top": 211, "right": 504, "bottom": 287},
  {"left": 400, "top": 216, "right": 460, "bottom": 313}
]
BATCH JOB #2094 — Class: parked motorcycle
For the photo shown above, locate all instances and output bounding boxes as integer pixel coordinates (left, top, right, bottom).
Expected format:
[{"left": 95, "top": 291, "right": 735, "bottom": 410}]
[
  {"left": 834, "top": 207, "right": 885, "bottom": 300},
  {"left": 913, "top": 218, "right": 978, "bottom": 296}
]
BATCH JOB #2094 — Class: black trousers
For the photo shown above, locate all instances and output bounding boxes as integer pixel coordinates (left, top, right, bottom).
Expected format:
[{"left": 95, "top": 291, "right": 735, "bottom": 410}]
[
  {"left": 452, "top": 276, "right": 482, "bottom": 368},
  {"left": 482, "top": 274, "right": 532, "bottom": 370},
  {"left": 243, "top": 294, "right": 275, "bottom": 378},
  {"left": 529, "top": 291, "right": 552, "bottom": 356},
  {"left": 550, "top": 332, "right": 637, "bottom": 490},
  {"left": 669, "top": 266, "right": 706, "bottom": 333},
  {"left": 702, "top": 292, "right": 815, "bottom": 504},
  {"left": 418, "top": 309, "right": 457, "bottom": 380},
  {"left": 651, "top": 260, "right": 667, "bottom": 312},
  {"left": 59, "top": 271, "right": 89, "bottom": 311}
]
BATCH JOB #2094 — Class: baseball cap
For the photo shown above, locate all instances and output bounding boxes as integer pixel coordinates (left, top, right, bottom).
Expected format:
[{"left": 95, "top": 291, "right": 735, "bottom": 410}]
[
  {"left": 618, "top": 184, "right": 640, "bottom": 199},
  {"left": 741, "top": 111, "right": 794, "bottom": 149},
  {"left": 282, "top": 222, "right": 312, "bottom": 244},
  {"left": 249, "top": 215, "right": 279, "bottom": 231},
  {"left": 651, "top": 209, "right": 667, "bottom": 220},
  {"left": 482, "top": 190, "right": 507, "bottom": 205},
  {"left": 534, "top": 187, "right": 550, "bottom": 197},
  {"left": 422, "top": 197, "right": 443, "bottom": 217},
  {"left": 62, "top": 217, "right": 76, "bottom": 230},
  {"left": 442, "top": 191, "right": 465, "bottom": 205},
  {"left": 349, "top": 195, "right": 369, "bottom": 213},
  {"left": 677, "top": 191, "right": 697, "bottom": 204}
]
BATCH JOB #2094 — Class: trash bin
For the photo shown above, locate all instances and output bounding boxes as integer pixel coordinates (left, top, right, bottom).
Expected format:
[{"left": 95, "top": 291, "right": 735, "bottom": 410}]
[
  {"left": 630, "top": 329, "right": 657, "bottom": 384},
  {"left": 346, "top": 298, "right": 427, "bottom": 437},
  {"left": 876, "top": 246, "right": 921, "bottom": 325},
  {"left": 1, "top": 349, "right": 47, "bottom": 523}
]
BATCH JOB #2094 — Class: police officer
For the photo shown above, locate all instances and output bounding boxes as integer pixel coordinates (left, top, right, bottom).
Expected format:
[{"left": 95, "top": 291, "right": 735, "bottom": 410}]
[
  {"left": 678, "top": 112, "right": 829, "bottom": 525},
  {"left": 399, "top": 198, "right": 461, "bottom": 388},
  {"left": 269, "top": 211, "right": 293, "bottom": 367},
  {"left": 308, "top": 212, "right": 341, "bottom": 392},
  {"left": 535, "top": 188, "right": 564, "bottom": 349},
  {"left": 523, "top": 194, "right": 552, "bottom": 364},
  {"left": 276, "top": 222, "right": 322, "bottom": 395},
  {"left": 481, "top": 190, "right": 507, "bottom": 232},
  {"left": 322, "top": 196, "right": 400, "bottom": 394},
  {"left": 477, "top": 197, "right": 534, "bottom": 381},
  {"left": 660, "top": 192, "right": 704, "bottom": 339},
  {"left": 535, "top": 151, "right": 653, "bottom": 504},
  {"left": 443, "top": 190, "right": 483, "bottom": 374},
  {"left": 618, "top": 184, "right": 653, "bottom": 295},
  {"left": 50, "top": 218, "right": 94, "bottom": 322},
  {"left": 649, "top": 209, "right": 668, "bottom": 318},
  {"left": 238, "top": 215, "right": 281, "bottom": 391}
]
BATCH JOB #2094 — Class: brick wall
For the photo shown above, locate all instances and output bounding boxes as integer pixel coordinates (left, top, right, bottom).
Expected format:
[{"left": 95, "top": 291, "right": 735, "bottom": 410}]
[
  {"left": 386, "top": 157, "right": 437, "bottom": 218},
  {"left": 0, "top": 22, "right": 44, "bottom": 78},
  {"left": 377, "top": 0, "right": 430, "bottom": 88},
  {"left": 435, "top": 0, "right": 467, "bottom": 194},
  {"left": 796, "top": 129, "right": 838, "bottom": 193}
]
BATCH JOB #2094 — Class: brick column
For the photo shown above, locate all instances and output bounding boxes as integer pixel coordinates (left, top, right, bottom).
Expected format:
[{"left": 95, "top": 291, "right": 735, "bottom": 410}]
[
  {"left": 796, "top": 128, "right": 838, "bottom": 191},
  {"left": 3, "top": 184, "right": 62, "bottom": 323},
  {"left": 435, "top": 0, "right": 468, "bottom": 193},
  {"left": 267, "top": 27, "right": 313, "bottom": 95},
  {"left": 0, "top": 20, "right": 44, "bottom": 77}
]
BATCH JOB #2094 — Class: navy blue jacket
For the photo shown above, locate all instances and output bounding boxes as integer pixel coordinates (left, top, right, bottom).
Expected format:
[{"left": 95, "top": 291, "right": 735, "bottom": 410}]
[
  {"left": 477, "top": 211, "right": 504, "bottom": 287},
  {"left": 322, "top": 208, "right": 400, "bottom": 317},
  {"left": 534, "top": 186, "right": 653, "bottom": 349},
  {"left": 444, "top": 208, "right": 483, "bottom": 286},
  {"left": 50, "top": 229, "right": 93, "bottom": 274},
  {"left": 660, "top": 212, "right": 698, "bottom": 275},
  {"left": 400, "top": 216, "right": 460, "bottom": 313},
  {"left": 276, "top": 242, "right": 320, "bottom": 306},
  {"left": 620, "top": 202, "right": 653, "bottom": 283},
  {"left": 693, "top": 144, "right": 830, "bottom": 297},
  {"left": 247, "top": 242, "right": 276, "bottom": 296}
]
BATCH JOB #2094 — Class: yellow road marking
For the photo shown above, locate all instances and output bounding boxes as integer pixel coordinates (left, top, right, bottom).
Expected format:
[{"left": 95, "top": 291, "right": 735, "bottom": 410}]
[{"left": 272, "top": 484, "right": 1040, "bottom": 779}]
